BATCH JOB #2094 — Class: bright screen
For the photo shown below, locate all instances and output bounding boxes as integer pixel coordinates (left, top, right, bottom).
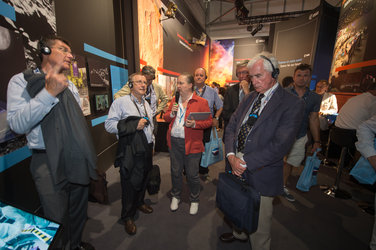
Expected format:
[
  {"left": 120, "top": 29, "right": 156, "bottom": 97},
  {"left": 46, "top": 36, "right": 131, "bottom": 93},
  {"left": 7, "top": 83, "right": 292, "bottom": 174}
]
[{"left": 0, "top": 200, "right": 61, "bottom": 250}]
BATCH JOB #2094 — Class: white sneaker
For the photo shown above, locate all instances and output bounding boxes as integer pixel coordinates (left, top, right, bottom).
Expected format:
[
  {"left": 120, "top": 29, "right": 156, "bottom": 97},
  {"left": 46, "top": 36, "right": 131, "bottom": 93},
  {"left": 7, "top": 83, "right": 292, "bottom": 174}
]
[
  {"left": 189, "top": 202, "right": 199, "bottom": 215},
  {"left": 170, "top": 197, "right": 180, "bottom": 212}
]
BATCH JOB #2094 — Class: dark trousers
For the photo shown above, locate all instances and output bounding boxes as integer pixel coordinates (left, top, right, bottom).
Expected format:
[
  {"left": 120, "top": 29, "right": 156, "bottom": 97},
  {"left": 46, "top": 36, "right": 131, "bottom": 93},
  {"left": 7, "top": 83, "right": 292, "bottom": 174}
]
[
  {"left": 120, "top": 143, "right": 153, "bottom": 221},
  {"left": 30, "top": 151, "right": 89, "bottom": 249}
]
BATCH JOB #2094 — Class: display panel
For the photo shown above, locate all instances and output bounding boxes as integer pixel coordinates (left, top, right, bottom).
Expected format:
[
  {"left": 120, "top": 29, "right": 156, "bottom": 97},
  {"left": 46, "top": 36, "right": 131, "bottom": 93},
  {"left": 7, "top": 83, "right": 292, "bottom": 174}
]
[{"left": 0, "top": 200, "right": 61, "bottom": 250}]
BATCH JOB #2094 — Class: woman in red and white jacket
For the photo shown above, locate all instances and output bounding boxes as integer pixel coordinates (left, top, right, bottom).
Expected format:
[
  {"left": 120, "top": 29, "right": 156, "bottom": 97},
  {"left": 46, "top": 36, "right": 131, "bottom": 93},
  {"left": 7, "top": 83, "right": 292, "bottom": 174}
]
[{"left": 164, "top": 73, "right": 212, "bottom": 215}]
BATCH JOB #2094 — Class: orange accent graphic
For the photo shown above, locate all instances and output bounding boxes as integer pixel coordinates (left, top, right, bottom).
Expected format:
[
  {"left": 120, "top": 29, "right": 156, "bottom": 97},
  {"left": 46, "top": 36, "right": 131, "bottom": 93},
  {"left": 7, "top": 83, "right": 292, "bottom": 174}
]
[{"left": 335, "top": 59, "right": 376, "bottom": 72}]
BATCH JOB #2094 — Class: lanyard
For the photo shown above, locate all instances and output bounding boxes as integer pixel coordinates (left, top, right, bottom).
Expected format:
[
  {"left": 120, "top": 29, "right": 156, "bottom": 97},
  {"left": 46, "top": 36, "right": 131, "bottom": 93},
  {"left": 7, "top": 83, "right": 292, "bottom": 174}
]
[
  {"left": 131, "top": 96, "right": 150, "bottom": 120},
  {"left": 195, "top": 85, "right": 206, "bottom": 97},
  {"left": 178, "top": 105, "right": 186, "bottom": 124},
  {"left": 261, "top": 85, "right": 278, "bottom": 108}
]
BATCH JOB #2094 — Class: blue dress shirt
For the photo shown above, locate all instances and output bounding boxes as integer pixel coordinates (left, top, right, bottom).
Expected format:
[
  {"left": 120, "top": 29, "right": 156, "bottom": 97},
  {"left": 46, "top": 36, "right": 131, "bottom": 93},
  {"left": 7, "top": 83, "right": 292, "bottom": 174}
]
[{"left": 7, "top": 69, "right": 80, "bottom": 149}]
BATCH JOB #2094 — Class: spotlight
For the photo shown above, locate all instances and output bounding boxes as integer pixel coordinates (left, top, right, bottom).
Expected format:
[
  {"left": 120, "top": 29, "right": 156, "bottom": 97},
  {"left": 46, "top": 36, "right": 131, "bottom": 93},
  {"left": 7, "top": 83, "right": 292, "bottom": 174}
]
[
  {"left": 165, "top": 2, "right": 177, "bottom": 18},
  {"left": 160, "top": 1, "right": 178, "bottom": 21},
  {"left": 251, "top": 23, "right": 263, "bottom": 36}
]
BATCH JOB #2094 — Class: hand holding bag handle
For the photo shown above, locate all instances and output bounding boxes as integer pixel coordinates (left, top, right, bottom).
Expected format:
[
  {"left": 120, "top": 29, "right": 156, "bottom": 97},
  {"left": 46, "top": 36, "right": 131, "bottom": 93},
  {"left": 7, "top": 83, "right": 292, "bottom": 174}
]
[{"left": 296, "top": 148, "right": 321, "bottom": 192}]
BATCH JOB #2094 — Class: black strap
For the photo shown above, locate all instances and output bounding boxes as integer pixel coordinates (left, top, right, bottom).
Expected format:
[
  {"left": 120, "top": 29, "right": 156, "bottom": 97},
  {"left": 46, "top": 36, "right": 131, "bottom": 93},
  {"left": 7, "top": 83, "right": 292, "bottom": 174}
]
[
  {"left": 131, "top": 96, "right": 150, "bottom": 120},
  {"left": 195, "top": 85, "right": 206, "bottom": 97}
]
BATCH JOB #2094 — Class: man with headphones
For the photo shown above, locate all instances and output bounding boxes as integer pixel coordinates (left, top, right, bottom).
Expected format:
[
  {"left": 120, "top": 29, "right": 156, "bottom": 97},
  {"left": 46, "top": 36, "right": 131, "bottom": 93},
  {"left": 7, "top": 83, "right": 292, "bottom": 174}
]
[
  {"left": 282, "top": 64, "right": 322, "bottom": 202},
  {"left": 193, "top": 67, "right": 223, "bottom": 181},
  {"left": 222, "top": 60, "right": 254, "bottom": 141},
  {"left": 105, "top": 72, "right": 154, "bottom": 235},
  {"left": 221, "top": 53, "right": 304, "bottom": 249},
  {"left": 114, "top": 65, "right": 168, "bottom": 121},
  {"left": 7, "top": 35, "right": 97, "bottom": 250}
]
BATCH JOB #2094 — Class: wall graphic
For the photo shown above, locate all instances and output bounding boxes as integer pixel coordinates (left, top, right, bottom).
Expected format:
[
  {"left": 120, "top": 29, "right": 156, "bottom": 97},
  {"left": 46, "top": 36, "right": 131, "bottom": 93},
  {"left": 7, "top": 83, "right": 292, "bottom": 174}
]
[
  {"left": 87, "top": 57, "right": 110, "bottom": 88},
  {"left": 329, "top": 0, "right": 375, "bottom": 92},
  {"left": 209, "top": 39, "right": 234, "bottom": 86},
  {"left": 0, "top": 0, "right": 56, "bottom": 68},
  {"left": 273, "top": 15, "right": 319, "bottom": 81},
  {"left": 0, "top": 26, "right": 27, "bottom": 156},
  {"left": 110, "top": 65, "right": 128, "bottom": 101},
  {"left": 138, "top": 0, "right": 163, "bottom": 72},
  {"left": 67, "top": 55, "right": 91, "bottom": 116},
  {"left": 95, "top": 94, "right": 109, "bottom": 112},
  {"left": 232, "top": 37, "right": 268, "bottom": 81},
  {"left": 158, "top": 74, "right": 177, "bottom": 100}
]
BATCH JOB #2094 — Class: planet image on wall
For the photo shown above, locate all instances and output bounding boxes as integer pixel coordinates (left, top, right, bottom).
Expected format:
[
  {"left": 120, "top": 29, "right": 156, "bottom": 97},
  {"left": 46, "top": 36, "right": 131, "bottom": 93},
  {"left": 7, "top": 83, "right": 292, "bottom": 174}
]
[
  {"left": 0, "top": 26, "right": 11, "bottom": 50},
  {"left": 0, "top": 26, "right": 27, "bottom": 155}
]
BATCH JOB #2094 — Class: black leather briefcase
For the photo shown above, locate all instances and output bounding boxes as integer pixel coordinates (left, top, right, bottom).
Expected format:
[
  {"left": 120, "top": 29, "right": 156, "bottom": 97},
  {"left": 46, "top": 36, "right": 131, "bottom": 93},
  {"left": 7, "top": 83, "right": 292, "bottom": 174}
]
[{"left": 216, "top": 172, "right": 260, "bottom": 233}]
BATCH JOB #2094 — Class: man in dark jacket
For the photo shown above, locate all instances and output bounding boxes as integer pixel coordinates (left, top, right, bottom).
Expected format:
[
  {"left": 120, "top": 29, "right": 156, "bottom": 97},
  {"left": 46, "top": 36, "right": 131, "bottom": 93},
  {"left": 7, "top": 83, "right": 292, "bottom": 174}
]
[
  {"left": 105, "top": 72, "right": 154, "bottom": 235},
  {"left": 221, "top": 53, "right": 304, "bottom": 249}
]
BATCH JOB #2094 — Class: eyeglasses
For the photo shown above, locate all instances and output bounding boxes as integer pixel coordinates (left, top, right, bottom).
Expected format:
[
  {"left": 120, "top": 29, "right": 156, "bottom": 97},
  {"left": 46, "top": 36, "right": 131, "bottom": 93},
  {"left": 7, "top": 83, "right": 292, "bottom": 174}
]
[
  {"left": 133, "top": 80, "right": 147, "bottom": 85},
  {"left": 51, "top": 46, "right": 73, "bottom": 56}
]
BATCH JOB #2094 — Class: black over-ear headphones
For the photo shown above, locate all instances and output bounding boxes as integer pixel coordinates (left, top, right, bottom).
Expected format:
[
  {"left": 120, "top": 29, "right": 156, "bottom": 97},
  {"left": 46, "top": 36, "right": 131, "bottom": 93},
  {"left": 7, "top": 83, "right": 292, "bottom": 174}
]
[
  {"left": 38, "top": 38, "right": 51, "bottom": 55},
  {"left": 128, "top": 81, "right": 133, "bottom": 89},
  {"left": 260, "top": 55, "right": 279, "bottom": 79}
]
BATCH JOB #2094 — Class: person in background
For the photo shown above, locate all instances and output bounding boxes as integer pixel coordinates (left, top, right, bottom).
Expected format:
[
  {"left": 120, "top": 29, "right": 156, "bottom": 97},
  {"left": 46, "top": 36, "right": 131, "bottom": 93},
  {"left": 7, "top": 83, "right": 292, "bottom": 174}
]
[
  {"left": 355, "top": 114, "right": 376, "bottom": 250},
  {"left": 283, "top": 64, "right": 322, "bottom": 202},
  {"left": 222, "top": 60, "right": 254, "bottom": 140},
  {"left": 220, "top": 53, "right": 304, "bottom": 249},
  {"left": 211, "top": 81, "right": 220, "bottom": 94},
  {"left": 194, "top": 67, "right": 223, "bottom": 181},
  {"left": 164, "top": 73, "right": 212, "bottom": 215},
  {"left": 315, "top": 80, "right": 338, "bottom": 130},
  {"left": 114, "top": 65, "right": 168, "bottom": 133},
  {"left": 105, "top": 73, "right": 154, "bottom": 235},
  {"left": 7, "top": 35, "right": 97, "bottom": 250},
  {"left": 282, "top": 76, "right": 294, "bottom": 88},
  {"left": 335, "top": 89, "right": 376, "bottom": 131}
]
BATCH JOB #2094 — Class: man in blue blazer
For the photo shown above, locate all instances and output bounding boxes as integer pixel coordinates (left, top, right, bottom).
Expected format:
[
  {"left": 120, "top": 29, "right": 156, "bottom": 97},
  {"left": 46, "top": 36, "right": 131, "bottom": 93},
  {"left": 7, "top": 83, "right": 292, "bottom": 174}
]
[{"left": 221, "top": 53, "right": 304, "bottom": 249}]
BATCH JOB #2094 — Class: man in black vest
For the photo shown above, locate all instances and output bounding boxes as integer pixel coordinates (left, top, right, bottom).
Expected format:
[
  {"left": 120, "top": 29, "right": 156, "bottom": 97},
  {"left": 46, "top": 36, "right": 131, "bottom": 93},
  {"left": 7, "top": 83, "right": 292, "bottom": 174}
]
[{"left": 7, "top": 35, "right": 97, "bottom": 250}]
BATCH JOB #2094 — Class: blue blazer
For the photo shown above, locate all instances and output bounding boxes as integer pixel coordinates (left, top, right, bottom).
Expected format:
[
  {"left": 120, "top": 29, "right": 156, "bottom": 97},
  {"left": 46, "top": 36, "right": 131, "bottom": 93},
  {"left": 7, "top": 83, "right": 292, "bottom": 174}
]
[{"left": 225, "top": 84, "right": 304, "bottom": 196}]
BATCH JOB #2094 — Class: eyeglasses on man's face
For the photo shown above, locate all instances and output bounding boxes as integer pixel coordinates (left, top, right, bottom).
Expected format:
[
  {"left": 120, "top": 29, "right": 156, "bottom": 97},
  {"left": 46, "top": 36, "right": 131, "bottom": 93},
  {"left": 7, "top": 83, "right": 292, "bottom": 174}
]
[
  {"left": 133, "top": 80, "right": 147, "bottom": 85},
  {"left": 51, "top": 46, "right": 73, "bottom": 56}
]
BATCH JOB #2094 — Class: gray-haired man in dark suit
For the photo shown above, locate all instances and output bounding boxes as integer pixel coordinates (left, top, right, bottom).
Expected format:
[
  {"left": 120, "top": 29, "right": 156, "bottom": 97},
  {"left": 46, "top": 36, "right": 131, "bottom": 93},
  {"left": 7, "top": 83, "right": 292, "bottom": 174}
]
[{"left": 220, "top": 53, "right": 304, "bottom": 249}]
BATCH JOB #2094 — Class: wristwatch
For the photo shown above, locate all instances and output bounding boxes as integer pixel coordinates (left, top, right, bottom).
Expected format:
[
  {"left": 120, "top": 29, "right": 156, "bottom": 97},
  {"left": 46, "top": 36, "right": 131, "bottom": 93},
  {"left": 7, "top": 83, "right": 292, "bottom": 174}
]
[{"left": 214, "top": 117, "right": 219, "bottom": 120}]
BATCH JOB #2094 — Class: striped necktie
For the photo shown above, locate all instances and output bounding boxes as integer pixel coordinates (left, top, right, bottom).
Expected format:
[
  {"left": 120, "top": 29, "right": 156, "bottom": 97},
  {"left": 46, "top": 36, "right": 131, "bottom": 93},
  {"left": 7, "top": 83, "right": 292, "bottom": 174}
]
[{"left": 237, "top": 93, "right": 264, "bottom": 153}]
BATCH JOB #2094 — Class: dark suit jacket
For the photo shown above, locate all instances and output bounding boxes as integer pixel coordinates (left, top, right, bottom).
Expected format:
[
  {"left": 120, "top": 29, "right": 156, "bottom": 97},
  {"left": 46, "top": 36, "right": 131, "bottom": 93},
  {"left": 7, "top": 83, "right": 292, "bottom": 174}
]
[
  {"left": 222, "top": 84, "right": 241, "bottom": 125},
  {"left": 222, "top": 83, "right": 253, "bottom": 141},
  {"left": 225, "top": 84, "right": 304, "bottom": 196}
]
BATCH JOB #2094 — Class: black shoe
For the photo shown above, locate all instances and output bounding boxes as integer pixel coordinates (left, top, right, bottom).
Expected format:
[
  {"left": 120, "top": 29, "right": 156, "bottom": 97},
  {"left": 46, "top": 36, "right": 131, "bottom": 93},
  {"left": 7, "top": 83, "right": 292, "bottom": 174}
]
[{"left": 219, "top": 232, "right": 248, "bottom": 243}]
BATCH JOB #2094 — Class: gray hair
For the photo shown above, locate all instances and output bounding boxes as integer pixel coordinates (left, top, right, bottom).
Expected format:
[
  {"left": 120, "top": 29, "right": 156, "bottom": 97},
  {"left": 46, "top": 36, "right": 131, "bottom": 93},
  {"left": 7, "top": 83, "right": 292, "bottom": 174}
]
[
  {"left": 236, "top": 60, "right": 250, "bottom": 68},
  {"left": 248, "top": 53, "right": 279, "bottom": 75},
  {"left": 141, "top": 65, "right": 156, "bottom": 78}
]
